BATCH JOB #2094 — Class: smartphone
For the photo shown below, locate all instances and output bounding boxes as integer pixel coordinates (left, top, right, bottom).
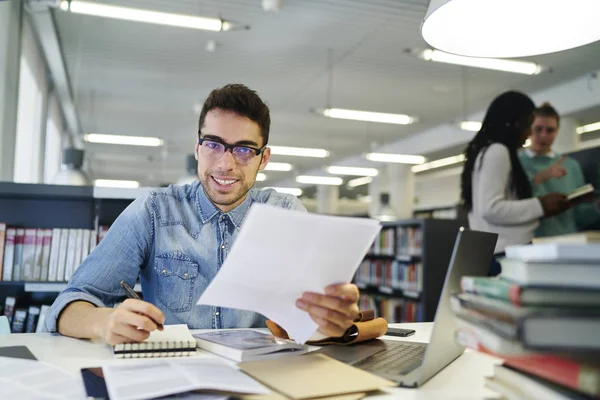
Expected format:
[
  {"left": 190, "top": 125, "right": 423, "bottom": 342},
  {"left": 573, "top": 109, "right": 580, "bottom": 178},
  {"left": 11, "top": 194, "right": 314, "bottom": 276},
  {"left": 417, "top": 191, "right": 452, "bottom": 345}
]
[{"left": 385, "top": 327, "right": 416, "bottom": 337}]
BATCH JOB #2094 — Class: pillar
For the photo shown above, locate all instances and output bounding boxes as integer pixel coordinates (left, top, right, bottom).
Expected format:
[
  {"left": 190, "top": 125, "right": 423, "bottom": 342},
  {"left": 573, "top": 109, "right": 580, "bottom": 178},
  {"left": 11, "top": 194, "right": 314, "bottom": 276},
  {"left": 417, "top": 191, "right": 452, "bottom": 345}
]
[
  {"left": 387, "top": 164, "right": 415, "bottom": 219},
  {"left": 554, "top": 117, "right": 579, "bottom": 154},
  {"left": 0, "top": 0, "right": 22, "bottom": 181},
  {"left": 316, "top": 185, "right": 339, "bottom": 214}
]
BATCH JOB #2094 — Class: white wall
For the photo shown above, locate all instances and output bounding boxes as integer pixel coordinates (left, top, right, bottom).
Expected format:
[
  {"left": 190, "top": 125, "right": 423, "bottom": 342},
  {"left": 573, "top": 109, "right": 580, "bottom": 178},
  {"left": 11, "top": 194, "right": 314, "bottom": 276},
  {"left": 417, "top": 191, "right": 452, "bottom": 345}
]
[{"left": 414, "top": 166, "right": 462, "bottom": 209}]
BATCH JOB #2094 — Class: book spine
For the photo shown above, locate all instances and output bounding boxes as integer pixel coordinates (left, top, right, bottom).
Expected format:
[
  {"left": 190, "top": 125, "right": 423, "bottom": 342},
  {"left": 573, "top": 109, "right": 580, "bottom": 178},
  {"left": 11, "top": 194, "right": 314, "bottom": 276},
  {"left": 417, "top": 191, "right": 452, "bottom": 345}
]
[
  {"left": 3, "top": 296, "right": 16, "bottom": 325},
  {"left": 20, "top": 229, "right": 37, "bottom": 281},
  {"left": 12, "top": 308, "right": 27, "bottom": 333},
  {"left": 460, "top": 276, "right": 521, "bottom": 306},
  {"left": 56, "top": 229, "right": 69, "bottom": 282},
  {"left": 25, "top": 306, "right": 40, "bottom": 333},
  {"left": 32, "top": 228, "right": 45, "bottom": 281},
  {"left": 2, "top": 228, "right": 15, "bottom": 281},
  {"left": 35, "top": 305, "right": 51, "bottom": 333},
  {"left": 64, "top": 229, "right": 78, "bottom": 281},
  {"left": 81, "top": 229, "right": 90, "bottom": 263},
  {"left": 89, "top": 228, "right": 97, "bottom": 253},
  {"left": 47, "top": 229, "right": 61, "bottom": 282},
  {"left": 12, "top": 228, "right": 25, "bottom": 281},
  {"left": 0, "top": 223, "right": 5, "bottom": 281},
  {"left": 40, "top": 229, "right": 52, "bottom": 281}
]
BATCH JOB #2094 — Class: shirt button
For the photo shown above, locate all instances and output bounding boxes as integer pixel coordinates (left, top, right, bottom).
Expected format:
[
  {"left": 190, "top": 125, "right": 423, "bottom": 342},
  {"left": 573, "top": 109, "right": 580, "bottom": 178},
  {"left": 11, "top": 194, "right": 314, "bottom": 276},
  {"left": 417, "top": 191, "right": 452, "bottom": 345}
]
[
  {"left": 183, "top": 272, "right": 188, "bottom": 278},
  {"left": 215, "top": 311, "right": 220, "bottom": 316},
  {"left": 221, "top": 245, "right": 225, "bottom": 249},
  {"left": 162, "top": 269, "right": 167, "bottom": 274}
]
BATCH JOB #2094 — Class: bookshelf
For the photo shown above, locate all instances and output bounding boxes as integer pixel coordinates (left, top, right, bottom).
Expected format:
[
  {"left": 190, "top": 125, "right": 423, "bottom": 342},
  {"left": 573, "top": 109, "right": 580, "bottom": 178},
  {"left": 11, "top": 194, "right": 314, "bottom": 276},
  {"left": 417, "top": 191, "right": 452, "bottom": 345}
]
[
  {"left": 0, "top": 182, "right": 145, "bottom": 330},
  {"left": 355, "top": 218, "right": 463, "bottom": 323}
]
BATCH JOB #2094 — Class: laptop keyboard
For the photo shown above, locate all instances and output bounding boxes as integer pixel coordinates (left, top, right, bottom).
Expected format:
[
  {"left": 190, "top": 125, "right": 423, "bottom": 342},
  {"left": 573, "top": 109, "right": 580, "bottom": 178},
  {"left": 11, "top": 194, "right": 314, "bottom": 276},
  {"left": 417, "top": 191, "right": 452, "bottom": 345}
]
[{"left": 353, "top": 342, "right": 427, "bottom": 376}]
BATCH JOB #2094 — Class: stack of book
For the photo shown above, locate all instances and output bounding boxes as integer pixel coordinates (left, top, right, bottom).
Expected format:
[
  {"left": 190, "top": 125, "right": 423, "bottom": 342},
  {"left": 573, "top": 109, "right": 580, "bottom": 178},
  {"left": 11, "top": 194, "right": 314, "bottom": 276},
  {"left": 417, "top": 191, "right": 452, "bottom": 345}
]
[{"left": 451, "top": 240, "right": 600, "bottom": 399}]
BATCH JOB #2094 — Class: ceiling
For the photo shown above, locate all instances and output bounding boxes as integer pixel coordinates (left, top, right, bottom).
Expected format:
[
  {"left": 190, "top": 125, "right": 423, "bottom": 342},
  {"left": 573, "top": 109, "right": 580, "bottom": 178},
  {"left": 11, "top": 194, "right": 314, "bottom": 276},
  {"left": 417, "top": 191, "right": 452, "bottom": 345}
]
[{"left": 52, "top": 0, "right": 600, "bottom": 191}]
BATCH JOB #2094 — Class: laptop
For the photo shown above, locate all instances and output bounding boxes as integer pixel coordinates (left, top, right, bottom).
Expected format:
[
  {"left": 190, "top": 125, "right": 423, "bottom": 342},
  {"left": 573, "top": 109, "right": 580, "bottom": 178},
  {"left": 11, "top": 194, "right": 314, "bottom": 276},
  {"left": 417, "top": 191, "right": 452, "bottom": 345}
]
[{"left": 318, "top": 228, "right": 497, "bottom": 387}]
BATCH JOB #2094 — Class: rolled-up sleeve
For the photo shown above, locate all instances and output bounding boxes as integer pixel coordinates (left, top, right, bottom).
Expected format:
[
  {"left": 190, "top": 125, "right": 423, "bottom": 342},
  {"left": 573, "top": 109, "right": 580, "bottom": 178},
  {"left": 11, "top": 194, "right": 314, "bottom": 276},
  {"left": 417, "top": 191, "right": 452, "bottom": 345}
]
[{"left": 45, "top": 193, "right": 154, "bottom": 333}]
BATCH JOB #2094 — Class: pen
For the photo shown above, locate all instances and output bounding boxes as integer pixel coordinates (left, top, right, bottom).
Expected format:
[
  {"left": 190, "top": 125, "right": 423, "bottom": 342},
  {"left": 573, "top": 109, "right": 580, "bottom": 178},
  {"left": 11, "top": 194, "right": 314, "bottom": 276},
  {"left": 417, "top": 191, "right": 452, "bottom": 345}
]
[{"left": 120, "top": 280, "right": 164, "bottom": 330}]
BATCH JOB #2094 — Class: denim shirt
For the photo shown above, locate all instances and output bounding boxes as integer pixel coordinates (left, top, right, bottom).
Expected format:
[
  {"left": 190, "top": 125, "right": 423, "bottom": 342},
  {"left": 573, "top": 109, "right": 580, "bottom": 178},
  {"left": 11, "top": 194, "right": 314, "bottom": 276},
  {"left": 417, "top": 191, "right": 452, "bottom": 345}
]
[{"left": 45, "top": 182, "right": 306, "bottom": 332}]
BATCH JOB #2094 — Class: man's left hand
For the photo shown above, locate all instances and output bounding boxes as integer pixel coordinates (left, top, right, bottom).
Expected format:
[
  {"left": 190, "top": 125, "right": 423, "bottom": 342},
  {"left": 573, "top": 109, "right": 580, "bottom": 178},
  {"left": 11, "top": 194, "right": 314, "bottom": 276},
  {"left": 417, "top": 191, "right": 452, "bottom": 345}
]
[{"left": 296, "top": 283, "right": 360, "bottom": 337}]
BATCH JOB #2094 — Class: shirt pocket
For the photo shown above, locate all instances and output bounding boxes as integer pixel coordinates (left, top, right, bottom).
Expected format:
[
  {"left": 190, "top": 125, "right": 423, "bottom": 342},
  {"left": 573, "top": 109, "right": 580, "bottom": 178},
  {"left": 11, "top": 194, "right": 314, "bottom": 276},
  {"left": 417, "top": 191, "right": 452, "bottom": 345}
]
[{"left": 154, "top": 255, "right": 199, "bottom": 312}]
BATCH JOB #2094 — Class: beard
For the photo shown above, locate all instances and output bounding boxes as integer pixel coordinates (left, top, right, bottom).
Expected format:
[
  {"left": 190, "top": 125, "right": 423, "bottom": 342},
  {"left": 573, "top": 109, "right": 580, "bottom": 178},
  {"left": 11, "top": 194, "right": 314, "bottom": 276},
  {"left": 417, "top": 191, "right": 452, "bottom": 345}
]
[{"left": 199, "top": 169, "right": 256, "bottom": 210}]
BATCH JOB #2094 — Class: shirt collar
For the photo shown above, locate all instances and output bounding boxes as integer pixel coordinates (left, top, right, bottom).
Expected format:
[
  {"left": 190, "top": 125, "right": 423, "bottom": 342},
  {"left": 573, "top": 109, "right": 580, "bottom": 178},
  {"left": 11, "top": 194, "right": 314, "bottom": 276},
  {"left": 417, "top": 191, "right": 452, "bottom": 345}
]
[
  {"left": 196, "top": 182, "right": 254, "bottom": 229},
  {"left": 524, "top": 148, "right": 556, "bottom": 158}
]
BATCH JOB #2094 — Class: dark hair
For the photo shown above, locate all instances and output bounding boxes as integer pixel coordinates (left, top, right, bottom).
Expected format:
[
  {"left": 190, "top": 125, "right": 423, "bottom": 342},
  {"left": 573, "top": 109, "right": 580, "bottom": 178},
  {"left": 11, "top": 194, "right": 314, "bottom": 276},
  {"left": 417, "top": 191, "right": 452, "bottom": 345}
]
[
  {"left": 461, "top": 91, "right": 535, "bottom": 211},
  {"left": 198, "top": 84, "right": 271, "bottom": 146},
  {"left": 534, "top": 102, "right": 560, "bottom": 126}
]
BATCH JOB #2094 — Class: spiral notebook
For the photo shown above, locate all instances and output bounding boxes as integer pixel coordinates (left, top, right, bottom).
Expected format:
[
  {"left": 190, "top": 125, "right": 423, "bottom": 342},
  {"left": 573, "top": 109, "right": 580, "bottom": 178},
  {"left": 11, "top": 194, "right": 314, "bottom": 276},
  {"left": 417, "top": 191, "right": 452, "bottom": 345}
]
[{"left": 113, "top": 324, "right": 197, "bottom": 359}]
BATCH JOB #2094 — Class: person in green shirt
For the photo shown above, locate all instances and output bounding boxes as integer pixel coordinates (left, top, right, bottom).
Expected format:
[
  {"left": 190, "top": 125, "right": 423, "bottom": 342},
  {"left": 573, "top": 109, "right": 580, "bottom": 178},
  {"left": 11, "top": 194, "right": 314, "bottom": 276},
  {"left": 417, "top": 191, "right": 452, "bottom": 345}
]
[{"left": 519, "top": 102, "right": 600, "bottom": 237}]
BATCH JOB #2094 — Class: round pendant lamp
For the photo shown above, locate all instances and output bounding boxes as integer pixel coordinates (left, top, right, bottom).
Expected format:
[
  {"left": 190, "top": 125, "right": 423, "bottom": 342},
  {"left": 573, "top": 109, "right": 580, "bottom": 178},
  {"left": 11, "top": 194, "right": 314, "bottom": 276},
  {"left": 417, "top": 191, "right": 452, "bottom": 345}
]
[{"left": 422, "top": 0, "right": 600, "bottom": 58}]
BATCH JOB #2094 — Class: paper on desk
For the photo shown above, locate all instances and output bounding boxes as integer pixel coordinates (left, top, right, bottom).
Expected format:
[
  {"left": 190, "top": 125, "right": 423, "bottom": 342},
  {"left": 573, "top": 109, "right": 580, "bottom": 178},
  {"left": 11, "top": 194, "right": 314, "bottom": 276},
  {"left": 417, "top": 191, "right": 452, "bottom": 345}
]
[
  {"left": 102, "top": 356, "right": 270, "bottom": 400},
  {"left": 0, "top": 356, "right": 86, "bottom": 399},
  {"left": 197, "top": 204, "right": 381, "bottom": 343}
]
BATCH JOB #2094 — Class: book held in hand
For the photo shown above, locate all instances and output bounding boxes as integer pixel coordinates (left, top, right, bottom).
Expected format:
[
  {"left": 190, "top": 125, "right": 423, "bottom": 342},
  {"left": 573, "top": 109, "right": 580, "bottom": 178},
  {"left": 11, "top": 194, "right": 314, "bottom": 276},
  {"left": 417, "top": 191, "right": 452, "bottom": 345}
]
[
  {"left": 113, "top": 324, "right": 196, "bottom": 359},
  {"left": 567, "top": 183, "right": 594, "bottom": 202},
  {"left": 194, "top": 329, "right": 308, "bottom": 362}
]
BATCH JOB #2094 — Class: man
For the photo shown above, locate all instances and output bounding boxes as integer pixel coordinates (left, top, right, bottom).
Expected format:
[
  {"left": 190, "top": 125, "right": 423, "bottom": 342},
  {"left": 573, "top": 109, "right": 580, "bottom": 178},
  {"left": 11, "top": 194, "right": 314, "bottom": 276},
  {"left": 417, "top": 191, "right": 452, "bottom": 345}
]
[
  {"left": 519, "top": 102, "right": 600, "bottom": 237},
  {"left": 46, "top": 84, "right": 361, "bottom": 345}
]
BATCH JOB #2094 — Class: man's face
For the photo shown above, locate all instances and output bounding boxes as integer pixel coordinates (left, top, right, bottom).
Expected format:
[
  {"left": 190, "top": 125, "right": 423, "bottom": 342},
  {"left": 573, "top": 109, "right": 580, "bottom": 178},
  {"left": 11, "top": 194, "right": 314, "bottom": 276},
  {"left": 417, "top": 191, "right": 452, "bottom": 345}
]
[
  {"left": 195, "top": 109, "right": 270, "bottom": 212},
  {"left": 530, "top": 116, "right": 559, "bottom": 154}
]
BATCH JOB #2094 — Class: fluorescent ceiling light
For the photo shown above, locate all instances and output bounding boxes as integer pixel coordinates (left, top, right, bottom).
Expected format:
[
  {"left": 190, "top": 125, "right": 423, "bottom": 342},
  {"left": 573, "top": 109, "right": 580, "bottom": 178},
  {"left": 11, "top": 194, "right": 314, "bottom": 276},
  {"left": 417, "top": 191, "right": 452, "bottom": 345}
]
[
  {"left": 326, "top": 166, "right": 378, "bottom": 177},
  {"left": 322, "top": 108, "right": 416, "bottom": 125},
  {"left": 412, "top": 154, "right": 465, "bottom": 173},
  {"left": 460, "top": 121, "right": 482, "bottom": 132},
  {"left": 268, "top": 187, "right": 303, "bottom": 196},
  {"left": 577, "top": 121, "right": 600, "bottom": 135},
  {"left": 94, "top": 179, "right": 140, "bottom": 188},
  {"left": 365, "top": 153, "right": 426, "bottom": 165},
  {"left": 59, "top": 1, "right": 229, "bottom": 31},
  {"left": 420, "top": 49, "right": 544, "bottom": 75},
  {"left": 356, "top": 195, "right": 372, "bottom": 203},
  {"left": 256, "top": 173, "right": 267, "bottom": 181},
  {"left": 422, "top": 0, "right": 600, "bottom": 58},
  {"left": 85, "top": 133, "right": 163, "bottom": 147},
  {"left": 269, "top": 146, "right": 329, "bottom": 158},
  {"left": 263, "top": 162, "right": 293, "bottom": 172},
  {"left": 347, "top": 176, "right": 373, "bottom": 188},
  {"left": 296, "top": 176, "right": 343, "bottom": 186}
]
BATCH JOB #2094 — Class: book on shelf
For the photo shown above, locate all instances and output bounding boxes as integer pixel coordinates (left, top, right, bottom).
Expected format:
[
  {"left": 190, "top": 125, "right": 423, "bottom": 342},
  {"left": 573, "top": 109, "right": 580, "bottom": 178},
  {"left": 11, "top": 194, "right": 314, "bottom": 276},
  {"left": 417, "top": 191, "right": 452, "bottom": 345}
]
[
  {"left": 3, "top": 296, "right": 16, "bottom": 326},
  {"left": 35, "top": 305, "right": 50, "bottom": 333},
  {"left": 20, "top": 228, "right": 37, "bottom": 281},
  {"left": 193, "top": 329, "right": 307, "bottom": 362},
  {"left": 451, "top": 293, "right": 600, "bottom": 350},
  {"left": 2, "top": 227, "right": 15, "bottom": 281},
  {"left": 25, "top": 306, "right": 40, "bottom": 333},
  {"left": 63, "top": 229, "right": 78, "bottom": 281},
  {"left": 40, "top": 229, "right": 52, "bottom": 281},
  {"left": 55, "top": 229, "right": 69, "bottom": 282},
  {"left": 113, "top": 324, "right": 197, "bottom": 359},
  {"left": 32, "top": 229, "right": 44, "bottom": 281},
  {"left": 532, "top": 231, "right": 600, "bottom": 245},
  {"left": 12, "top": 228, "right": 25, "bottom": 281},
  {"left": 11, "top": 308, "right": 27, "bottom": 333},
  {"left": 0, "top": 223, "right": 5, "bottom": 280},
  {"left": 460, "top": 276, "right": 600, "bottom": 307}
]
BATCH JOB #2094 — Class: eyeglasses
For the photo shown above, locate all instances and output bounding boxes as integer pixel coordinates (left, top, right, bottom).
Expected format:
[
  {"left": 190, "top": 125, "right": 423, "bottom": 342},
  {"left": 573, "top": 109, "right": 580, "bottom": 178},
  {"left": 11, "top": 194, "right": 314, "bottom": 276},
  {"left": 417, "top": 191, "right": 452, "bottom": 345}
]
[{"left": 198, "top": 138, "right": 266, "bottom": 165}]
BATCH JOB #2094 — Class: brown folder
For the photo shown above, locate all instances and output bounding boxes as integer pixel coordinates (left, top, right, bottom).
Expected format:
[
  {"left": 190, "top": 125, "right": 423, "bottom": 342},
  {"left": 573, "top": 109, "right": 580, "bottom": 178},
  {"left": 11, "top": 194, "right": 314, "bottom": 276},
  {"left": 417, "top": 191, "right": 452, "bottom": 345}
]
[{"left": 239, "top": 353, "right": 396, "bottom": 400}]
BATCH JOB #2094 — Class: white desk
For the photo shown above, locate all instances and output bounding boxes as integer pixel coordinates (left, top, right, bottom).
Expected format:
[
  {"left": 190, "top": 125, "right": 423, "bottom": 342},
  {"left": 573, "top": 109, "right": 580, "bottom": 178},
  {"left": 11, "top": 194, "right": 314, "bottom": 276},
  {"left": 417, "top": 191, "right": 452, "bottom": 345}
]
[{"left": 0, "top": 323, "right": 502, "bottom": 399}]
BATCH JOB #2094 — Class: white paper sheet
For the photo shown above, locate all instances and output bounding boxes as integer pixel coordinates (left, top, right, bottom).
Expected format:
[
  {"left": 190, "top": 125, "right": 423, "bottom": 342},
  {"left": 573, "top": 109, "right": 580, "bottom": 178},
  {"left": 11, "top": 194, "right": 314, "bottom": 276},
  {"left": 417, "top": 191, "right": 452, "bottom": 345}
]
[
  {"left": 0, "top": 356, "right": 86, "bottom": 399},
  {"left": 102, "top": 357, "right": 270, "bottom": 400},
  {"left": 197, "top": 204, "right": 381, "bottom": 343}
]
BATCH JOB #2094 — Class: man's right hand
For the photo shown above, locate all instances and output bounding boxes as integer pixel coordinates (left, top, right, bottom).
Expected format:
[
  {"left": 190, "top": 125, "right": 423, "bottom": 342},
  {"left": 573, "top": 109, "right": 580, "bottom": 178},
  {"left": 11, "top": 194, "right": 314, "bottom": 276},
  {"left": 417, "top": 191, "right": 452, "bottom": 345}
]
[
  {"left": 97, "top": 299, "right": 165, "bottom": 345},
  {"left": 539, "top": 193, "right": 570, "bottom": 217},
  {"left": 533, "top": 156, "right": 567, "bottom": 184}
]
